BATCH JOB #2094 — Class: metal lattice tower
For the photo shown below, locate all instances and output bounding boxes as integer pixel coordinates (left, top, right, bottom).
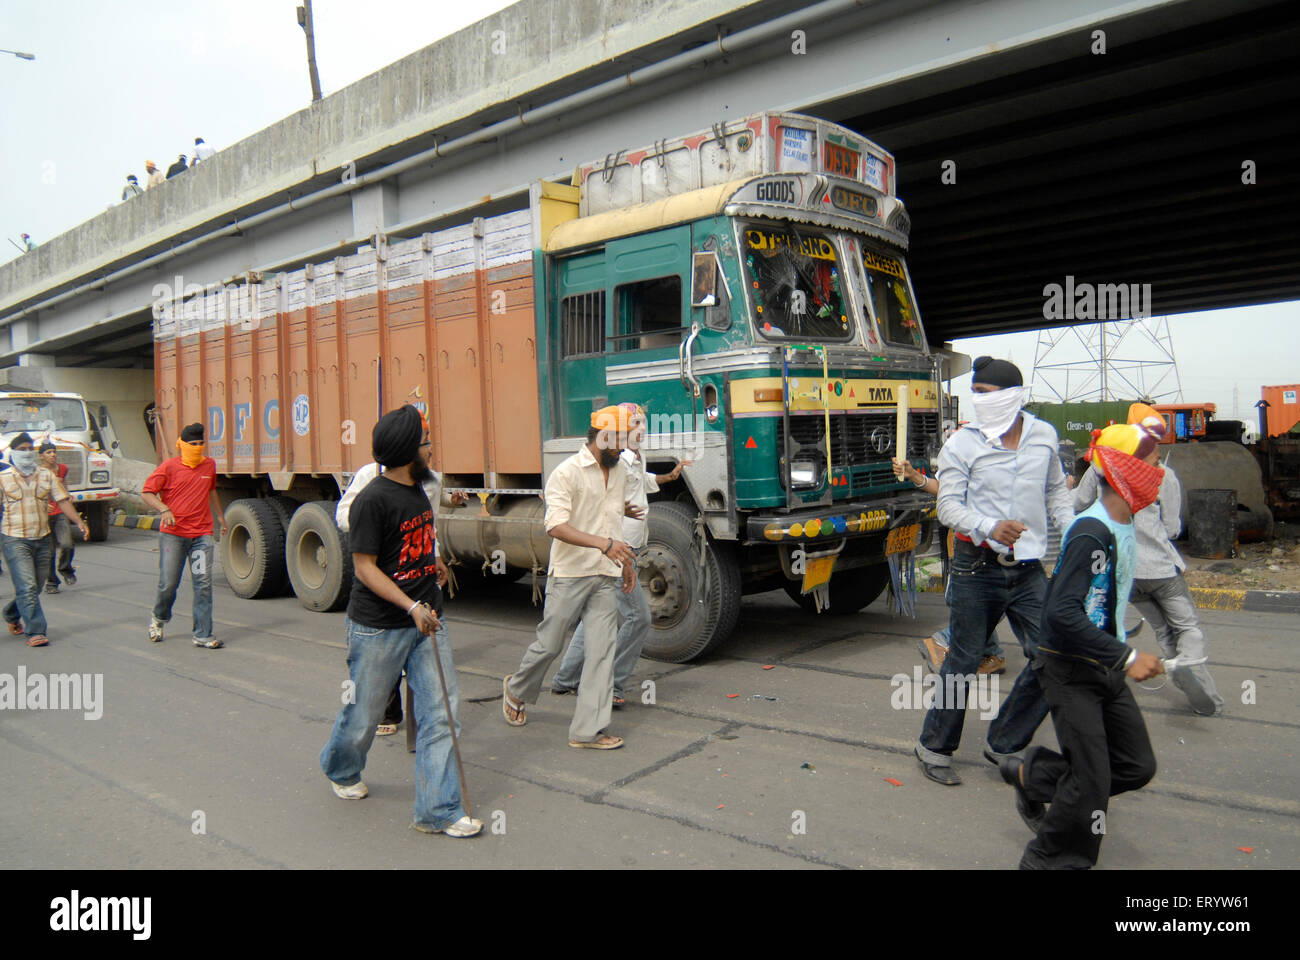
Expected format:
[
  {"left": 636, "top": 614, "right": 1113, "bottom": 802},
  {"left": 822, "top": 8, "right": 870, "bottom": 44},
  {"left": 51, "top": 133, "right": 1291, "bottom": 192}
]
[{"left": 1029, "top": 317, "right": 1184, "bottom": 403}]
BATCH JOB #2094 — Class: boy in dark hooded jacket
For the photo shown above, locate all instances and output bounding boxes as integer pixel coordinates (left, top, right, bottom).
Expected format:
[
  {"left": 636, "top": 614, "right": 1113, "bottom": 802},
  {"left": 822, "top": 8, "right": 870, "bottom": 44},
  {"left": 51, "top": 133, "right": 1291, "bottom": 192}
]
[{"left": 1005, "top": 422, "right": 1166, "bottom": 869}]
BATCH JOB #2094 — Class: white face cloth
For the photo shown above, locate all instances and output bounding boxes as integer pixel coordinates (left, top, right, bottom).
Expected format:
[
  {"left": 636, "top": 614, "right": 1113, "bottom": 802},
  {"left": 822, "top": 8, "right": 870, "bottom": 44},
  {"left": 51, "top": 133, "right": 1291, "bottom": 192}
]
[{"left": 970, "top": 386, "right": 1025, "bottom": 440}]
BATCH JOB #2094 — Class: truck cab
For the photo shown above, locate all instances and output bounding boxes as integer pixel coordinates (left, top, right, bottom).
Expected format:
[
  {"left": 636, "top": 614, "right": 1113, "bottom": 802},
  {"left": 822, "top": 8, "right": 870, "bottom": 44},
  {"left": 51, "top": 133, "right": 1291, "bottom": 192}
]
[
  {"left": 539, "top": 114, "right": 942, "bottom": 660},
  {"left": 0, "top": 390, "right": 119, "bottom": 540}
]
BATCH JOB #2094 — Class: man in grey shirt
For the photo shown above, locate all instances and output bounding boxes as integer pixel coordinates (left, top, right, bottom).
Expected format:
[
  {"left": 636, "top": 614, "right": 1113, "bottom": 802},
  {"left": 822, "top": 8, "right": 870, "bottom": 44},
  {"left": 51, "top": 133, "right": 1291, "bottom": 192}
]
[
  {"left": 915, "top": 357, "right": 1074, "bottom": 785},
  {"left": 1074, "top": 404, "right": 1222, "bottom": 716}
]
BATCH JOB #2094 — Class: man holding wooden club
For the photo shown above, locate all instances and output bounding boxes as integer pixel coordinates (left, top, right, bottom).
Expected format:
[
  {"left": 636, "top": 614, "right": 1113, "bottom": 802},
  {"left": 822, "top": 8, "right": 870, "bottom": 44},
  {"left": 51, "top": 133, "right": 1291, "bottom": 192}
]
[{"left": 319, "top": 405, "right": 481, "bottom": 838}]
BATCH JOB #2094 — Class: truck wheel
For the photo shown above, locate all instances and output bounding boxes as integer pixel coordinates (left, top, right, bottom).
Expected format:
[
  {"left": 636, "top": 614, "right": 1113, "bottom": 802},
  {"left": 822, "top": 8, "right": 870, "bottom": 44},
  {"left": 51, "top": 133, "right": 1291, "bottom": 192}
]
[
  {"left": 640, "top": 501, "right": 741, "bottom": 663},
  {"left": 783, "top": 564, "right": 890, "bottom": 615},
  {"left": 285, "top": 501, "right": 352, "bottom": 612},
  {"left": 267, "top": 495, "right": 299, "bottom": 533},
  {"left": 79, "top": 502, "right": 110, "bottom": 542},
  {"left": 222, "top": 499, "right": 288, "bottom": 599}
]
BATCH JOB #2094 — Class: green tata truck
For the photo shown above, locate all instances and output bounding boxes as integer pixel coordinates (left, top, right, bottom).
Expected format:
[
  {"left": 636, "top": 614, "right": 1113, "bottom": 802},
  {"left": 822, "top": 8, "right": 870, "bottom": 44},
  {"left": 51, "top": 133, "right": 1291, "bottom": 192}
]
[{"left": 158, "top": 112, "right": 946, "bottom": 662}]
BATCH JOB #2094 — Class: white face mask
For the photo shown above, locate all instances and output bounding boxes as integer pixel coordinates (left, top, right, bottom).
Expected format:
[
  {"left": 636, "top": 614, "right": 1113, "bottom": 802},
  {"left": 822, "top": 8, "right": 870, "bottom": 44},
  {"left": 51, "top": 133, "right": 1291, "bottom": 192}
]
[
  {"left": 10, "top": 450, "right": 38, "bottom": 475},
  {"left": 970, "top": 386, "right": 1024, "bottom": 440}
]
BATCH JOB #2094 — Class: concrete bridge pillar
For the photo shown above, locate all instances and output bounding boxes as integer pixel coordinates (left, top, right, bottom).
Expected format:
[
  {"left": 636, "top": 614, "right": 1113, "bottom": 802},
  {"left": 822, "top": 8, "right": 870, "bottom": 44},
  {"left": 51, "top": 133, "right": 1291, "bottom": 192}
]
[{"left": 351, "top": 182, "right": 400, "bottom": 241}]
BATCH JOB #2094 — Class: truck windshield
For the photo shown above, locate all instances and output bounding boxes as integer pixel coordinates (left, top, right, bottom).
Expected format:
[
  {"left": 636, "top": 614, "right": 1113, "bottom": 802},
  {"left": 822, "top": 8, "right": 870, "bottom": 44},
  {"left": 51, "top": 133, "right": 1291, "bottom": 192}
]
[
  {"left": 0, "top": 397, "right": 87, "bottom": 432},
  {"left": 861, "top": 246, "right": 923, "bottom": 349},
  {"left": 742, "top": 223, "right": 852, "bottom": 342}
]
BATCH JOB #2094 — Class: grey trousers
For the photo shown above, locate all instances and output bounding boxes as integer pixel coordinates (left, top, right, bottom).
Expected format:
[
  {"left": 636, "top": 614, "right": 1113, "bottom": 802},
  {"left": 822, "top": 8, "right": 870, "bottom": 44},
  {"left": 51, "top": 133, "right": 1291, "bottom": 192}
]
[
  {"left": 1131, "top": 573, "right": 1224, "bottom": 716},
  {"left": 508, "top": 575, "right": 620, "bottom": 742}
]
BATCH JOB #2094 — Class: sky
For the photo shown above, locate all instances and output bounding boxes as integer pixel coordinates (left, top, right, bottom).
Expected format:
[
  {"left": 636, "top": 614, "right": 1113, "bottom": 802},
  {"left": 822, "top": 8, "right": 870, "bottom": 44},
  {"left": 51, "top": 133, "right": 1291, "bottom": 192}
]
[{"left": 1, "top": 1, "right": 1295, "bottom": 419}]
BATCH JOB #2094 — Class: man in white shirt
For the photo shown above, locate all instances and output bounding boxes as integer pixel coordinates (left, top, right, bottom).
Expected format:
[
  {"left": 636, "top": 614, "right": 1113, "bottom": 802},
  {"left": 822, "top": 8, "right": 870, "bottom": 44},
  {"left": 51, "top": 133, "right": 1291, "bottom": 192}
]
[
  {"left": 193, "top": 137, "right": 215, "bottom": 163},
  {"left": 915, "top": 357, "right": 1074, "bottom": 786},
  {"left": 501, "top": 405, "right": 638, "bottom": 749},
  {"left": 550, "top": 404, "right": 689, "bottom": 706}
]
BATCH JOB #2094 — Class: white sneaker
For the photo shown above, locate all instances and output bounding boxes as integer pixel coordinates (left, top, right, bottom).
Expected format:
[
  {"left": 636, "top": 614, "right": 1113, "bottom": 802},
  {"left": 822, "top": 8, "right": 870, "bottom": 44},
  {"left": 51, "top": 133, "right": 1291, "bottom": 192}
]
[
  {"left": 331, "top": 780, "right": 368, "bottom": 800},
  {"left": 412, "top": 815, "right": 483, "bottom": 838},
  {"left": 148, "top": 618, "right": 164, "bottom": 643}
]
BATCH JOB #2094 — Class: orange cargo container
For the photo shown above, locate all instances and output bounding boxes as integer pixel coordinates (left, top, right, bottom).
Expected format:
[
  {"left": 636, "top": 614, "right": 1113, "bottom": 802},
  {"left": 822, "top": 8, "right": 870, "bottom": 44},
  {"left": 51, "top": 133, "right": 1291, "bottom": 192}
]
[
  {"left": 1261, "top": 384, "right": 1300, "bottom": 438},
  {"left": 153, "top": 209, "right": 542, "bottom": 488}
]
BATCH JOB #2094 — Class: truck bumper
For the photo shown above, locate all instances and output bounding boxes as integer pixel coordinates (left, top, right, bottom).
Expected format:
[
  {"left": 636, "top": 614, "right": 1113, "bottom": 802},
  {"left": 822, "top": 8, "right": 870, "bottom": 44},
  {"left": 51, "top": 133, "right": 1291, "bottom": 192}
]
[
  {"left": 70, "top": 489, "right": 119, "bottom": 503},
  {"left": 745, "top": 491, "right": 935, "bottom": 545}
]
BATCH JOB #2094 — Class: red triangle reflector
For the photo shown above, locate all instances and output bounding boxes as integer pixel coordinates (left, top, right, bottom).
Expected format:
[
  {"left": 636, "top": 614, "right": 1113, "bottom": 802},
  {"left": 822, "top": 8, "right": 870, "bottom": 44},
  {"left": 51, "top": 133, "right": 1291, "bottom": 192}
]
[{"left": 745, "top": 436, "right": 757, "bottom": 449}]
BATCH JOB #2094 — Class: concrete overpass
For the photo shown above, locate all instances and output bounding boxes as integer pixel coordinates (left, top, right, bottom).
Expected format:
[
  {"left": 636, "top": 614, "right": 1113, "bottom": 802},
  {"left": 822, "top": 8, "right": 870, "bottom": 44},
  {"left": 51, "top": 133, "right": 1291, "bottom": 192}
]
[{"left": 2, "top": 0, "right": 1296, "bottom": 393}]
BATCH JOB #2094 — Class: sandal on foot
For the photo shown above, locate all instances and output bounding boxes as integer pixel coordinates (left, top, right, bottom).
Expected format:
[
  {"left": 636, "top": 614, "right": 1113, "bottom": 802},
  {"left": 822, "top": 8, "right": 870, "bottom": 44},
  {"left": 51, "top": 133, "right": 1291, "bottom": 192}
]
[
  {"left": 611, "top": 694, "right": 626, "bottom": 709},
  {"left": 569, "top": 733, "right": 624, "bottom": 750},
  {"left": 8, "top": 621, "right": 24, "bottom": 636},
  {"left": 502, "top": 675, "right": 526, "bottom": 726},
  {"left": 26, "top": 635, "right": 49, "bottom": 647},
  {"left": 375, "top": 723, "right": 398, "bottom": 736}
]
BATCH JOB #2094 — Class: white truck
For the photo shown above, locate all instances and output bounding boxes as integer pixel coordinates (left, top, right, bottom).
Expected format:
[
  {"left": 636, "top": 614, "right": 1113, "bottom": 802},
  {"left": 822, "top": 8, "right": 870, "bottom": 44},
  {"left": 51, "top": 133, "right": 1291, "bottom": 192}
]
[{"left": 0, "top": 389, "right": 119, "bottom": 540}]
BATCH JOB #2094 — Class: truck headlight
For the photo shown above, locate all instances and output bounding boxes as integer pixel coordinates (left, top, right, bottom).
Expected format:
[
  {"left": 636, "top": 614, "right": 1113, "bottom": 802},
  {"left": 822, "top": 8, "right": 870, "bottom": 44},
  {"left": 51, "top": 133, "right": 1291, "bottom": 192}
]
[
  {"left": 90, "top": 470, "right": 110, "bottom": 485},
  {"left": 790, "top": 460, "right": 819, "bottom": 487}
]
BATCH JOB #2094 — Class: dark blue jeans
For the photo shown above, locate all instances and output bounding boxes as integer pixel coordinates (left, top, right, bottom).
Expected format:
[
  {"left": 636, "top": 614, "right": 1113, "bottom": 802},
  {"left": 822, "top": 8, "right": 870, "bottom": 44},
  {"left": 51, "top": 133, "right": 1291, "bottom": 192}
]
[
  {"left": 918, "top": 549, "right": 1049, "bottom": 762},
  {"left": 2, "top": 533, "right": 53, "bottom": 637}
]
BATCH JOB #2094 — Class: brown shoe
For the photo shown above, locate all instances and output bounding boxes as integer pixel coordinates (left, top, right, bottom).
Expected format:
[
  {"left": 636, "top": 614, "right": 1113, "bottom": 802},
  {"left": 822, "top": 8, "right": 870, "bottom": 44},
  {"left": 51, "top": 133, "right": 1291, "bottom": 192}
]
[
  {"left": 917, "top": 635, "right": 947, "bottom": 673},
  {"left": 978, "top": 654, "right": 1006, "bottom": 675}
]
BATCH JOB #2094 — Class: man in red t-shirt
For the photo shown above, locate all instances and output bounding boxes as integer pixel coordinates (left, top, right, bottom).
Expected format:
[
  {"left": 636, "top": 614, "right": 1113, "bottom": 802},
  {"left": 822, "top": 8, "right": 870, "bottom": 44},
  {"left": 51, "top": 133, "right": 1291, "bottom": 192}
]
[
  {"left": 39, "top": 441, "right": 77, "bottom": 594},
  {"left": 140, "top": 422, "right": 228, "bottom": 647}
]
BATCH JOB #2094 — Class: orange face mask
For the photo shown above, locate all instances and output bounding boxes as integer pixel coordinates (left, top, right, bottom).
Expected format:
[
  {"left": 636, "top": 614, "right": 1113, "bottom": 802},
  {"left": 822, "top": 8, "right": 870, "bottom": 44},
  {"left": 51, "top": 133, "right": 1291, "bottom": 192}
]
[{"left": 177, "top": 438, "right": 205, "bottom": 468}]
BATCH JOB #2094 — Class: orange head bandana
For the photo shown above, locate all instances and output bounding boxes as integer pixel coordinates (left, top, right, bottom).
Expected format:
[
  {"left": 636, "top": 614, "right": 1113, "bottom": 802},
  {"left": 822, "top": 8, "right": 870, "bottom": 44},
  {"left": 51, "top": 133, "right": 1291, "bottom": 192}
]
[
  {"left": 590, "top": 403, "right": 645, "bottom": 435},
  {"left": 1086, "top": 424, "right": 1164, "bottom": 513},
  {"left": 177, "top": 438, "right": 206, "bottom": 468}
]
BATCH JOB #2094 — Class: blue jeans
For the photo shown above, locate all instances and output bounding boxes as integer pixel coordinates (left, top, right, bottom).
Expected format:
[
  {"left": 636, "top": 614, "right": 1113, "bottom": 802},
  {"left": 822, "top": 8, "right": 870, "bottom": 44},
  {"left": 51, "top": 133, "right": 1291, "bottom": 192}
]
[
  {"left": 938, "top": 576, "right": 1004, "bottom": 657},
  {"left": 3, "top": 534, "right": 53, "bottom": 636},
  {"left": 320, "top": 619, "right": 467, "bottom": 829},
  {"left": 552, "top": 562, "right": 650, "bottom": 699},
  {"left": 917, "top": 550, "right": 1049, "bottom": 764},
  {"left": 152, "top": 532, "right": 214, "bottom": 639}
]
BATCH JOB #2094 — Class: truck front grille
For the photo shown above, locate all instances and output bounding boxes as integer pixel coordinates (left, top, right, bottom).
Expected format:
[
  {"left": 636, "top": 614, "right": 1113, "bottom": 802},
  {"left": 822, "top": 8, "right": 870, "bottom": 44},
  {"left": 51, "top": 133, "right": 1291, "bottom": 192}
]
[
  {"left": 56, "top": 450, "right": 86, "bottom": 488},
  {"left": 789, "top": 410, "right": 939, "bottom": 467}
]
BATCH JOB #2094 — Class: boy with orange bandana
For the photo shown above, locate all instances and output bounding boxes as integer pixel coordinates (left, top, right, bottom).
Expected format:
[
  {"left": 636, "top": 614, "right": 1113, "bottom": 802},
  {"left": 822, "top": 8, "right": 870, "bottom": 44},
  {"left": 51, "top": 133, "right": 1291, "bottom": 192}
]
[
  {"left": 1008, "top": 423, "right": 1165, "bottom": 869},
  {"left": 141, "top": 423, "right": 229, "bottom": 647}
]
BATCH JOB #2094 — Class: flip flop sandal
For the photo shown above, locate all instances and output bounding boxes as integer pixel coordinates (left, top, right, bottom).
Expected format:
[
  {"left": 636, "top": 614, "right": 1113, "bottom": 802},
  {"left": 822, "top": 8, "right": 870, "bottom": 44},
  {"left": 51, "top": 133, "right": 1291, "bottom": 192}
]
[
  {"left": 26, "top": 635, "right": 49, "bottom": 647},
  {"left": 611, "top": 695, "right": 626, "bottom": 708},
  {"left": 569, "top": 733, "right": 624, "bottom": 750},
  {"left": 8, "top": 622, "right": 24, "bottom": 636},
  {"left": 502, "top": 675, "right": 526, "bottom": 726},
  {"left": 375, "top": 723, "right": 399, "bottom": 736}
]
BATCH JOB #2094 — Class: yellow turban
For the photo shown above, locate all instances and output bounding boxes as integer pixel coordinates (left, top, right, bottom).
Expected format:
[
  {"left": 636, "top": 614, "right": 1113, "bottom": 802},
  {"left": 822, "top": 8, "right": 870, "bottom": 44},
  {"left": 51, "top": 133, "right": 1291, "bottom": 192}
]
[{"left": 590, "top": 403, "right": 644, "bottom": 434}]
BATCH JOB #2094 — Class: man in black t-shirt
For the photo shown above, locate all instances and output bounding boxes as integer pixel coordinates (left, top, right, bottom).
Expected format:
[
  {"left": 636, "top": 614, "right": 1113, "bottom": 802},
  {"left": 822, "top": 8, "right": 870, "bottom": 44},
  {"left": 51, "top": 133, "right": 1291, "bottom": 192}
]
[{"left": 319, "top": 406, "right": 482, "bottom": 838}]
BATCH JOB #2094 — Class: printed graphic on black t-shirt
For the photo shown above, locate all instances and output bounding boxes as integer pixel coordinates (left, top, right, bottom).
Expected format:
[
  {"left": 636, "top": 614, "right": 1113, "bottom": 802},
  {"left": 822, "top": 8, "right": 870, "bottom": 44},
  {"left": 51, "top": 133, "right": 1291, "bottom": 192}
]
[{"left": 346, "top": 476, "right": 441, "bottom": 629}]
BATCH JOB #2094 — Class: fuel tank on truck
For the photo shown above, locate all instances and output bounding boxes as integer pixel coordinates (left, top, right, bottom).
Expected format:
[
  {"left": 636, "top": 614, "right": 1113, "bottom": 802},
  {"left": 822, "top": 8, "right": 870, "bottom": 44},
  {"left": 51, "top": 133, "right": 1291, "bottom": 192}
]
[
  {"left": 1162, "top": 441, "right": 1273, "bottom": 542},
  {"left": 436, "top": 497, "right": 553, "bottom": 578}
]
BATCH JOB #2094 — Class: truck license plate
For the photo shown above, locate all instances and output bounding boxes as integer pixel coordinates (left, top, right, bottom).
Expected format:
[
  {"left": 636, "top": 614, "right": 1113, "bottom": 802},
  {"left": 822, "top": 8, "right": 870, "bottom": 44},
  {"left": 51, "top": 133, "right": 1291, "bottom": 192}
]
[
  {"left": 885, "top": 524, "right": 920, "bottom": 556},
  {"left": 800, "top": 556, "right": 835, "bottom": 594}
]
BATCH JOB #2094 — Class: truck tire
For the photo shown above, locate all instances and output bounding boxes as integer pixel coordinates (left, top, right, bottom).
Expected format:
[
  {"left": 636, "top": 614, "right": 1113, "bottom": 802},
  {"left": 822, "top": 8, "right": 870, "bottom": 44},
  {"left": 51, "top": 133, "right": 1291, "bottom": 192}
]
[
  {"left": 78, "top": 502, "right": 110, "bottom": 542},
  {"left": 222, "top": 498, "right": 288, "bottom": 599},
  {"left": 640, "top": 501, "right": 742, "bottom": 663},
  {"left": 285, "top": 501, "right": 352, "bottom": 612},
  {"left": 783, "top": 563, "right": 890, "bottom": 615},
  {"left": 267, "top": 495, "right": 299, "bottom": 533}
]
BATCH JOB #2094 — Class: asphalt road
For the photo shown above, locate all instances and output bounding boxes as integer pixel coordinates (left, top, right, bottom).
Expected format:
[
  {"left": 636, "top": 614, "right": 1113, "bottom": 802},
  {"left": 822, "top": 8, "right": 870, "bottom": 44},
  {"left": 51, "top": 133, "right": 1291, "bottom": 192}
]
[{"left": 1, "top": 528, "right": 1295, "bottom": 870}]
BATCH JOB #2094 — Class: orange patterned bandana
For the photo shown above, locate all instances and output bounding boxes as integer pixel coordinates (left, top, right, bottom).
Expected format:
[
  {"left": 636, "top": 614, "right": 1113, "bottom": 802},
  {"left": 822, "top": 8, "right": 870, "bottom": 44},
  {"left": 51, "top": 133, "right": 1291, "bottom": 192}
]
[{"left": 1087, "top": 426, "right": 1164, "bottom": 512}]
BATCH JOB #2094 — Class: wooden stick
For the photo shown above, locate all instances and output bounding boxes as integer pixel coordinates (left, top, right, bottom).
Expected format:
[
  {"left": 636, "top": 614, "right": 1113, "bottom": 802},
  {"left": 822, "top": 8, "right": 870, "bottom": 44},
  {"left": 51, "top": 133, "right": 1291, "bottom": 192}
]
[{"left": 426, "top": 607, "right": 472, "bottom": 818}]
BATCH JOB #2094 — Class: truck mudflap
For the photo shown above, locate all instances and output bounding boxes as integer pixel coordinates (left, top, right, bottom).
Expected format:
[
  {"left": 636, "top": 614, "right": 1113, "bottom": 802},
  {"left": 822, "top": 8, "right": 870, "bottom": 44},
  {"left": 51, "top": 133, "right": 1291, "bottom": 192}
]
[{"left": 745, "top": 490, "right": 935, "bottom": 545}]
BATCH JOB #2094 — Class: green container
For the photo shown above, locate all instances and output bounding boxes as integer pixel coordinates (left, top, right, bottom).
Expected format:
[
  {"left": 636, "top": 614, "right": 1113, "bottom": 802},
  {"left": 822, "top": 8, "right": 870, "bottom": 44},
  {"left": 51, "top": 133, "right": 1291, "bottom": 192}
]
[{"left": 1024, "top": 401, "right": 1134, "bottom": 452}]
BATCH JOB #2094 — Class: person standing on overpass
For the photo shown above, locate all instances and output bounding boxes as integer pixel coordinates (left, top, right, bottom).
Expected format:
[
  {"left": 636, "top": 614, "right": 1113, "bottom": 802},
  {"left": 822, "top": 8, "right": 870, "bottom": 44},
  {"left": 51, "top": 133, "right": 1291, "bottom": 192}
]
[{"left": 914, "top": 357, "right": 1074, "bottom": 785}]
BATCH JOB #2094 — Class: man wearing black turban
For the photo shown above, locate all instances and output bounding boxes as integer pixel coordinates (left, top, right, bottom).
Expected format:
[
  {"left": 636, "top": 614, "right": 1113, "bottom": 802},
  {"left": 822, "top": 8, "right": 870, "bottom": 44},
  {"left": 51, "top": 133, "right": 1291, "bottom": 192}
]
[{"left": 320, "top": 406, "right": 481, "bottom": 837}]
